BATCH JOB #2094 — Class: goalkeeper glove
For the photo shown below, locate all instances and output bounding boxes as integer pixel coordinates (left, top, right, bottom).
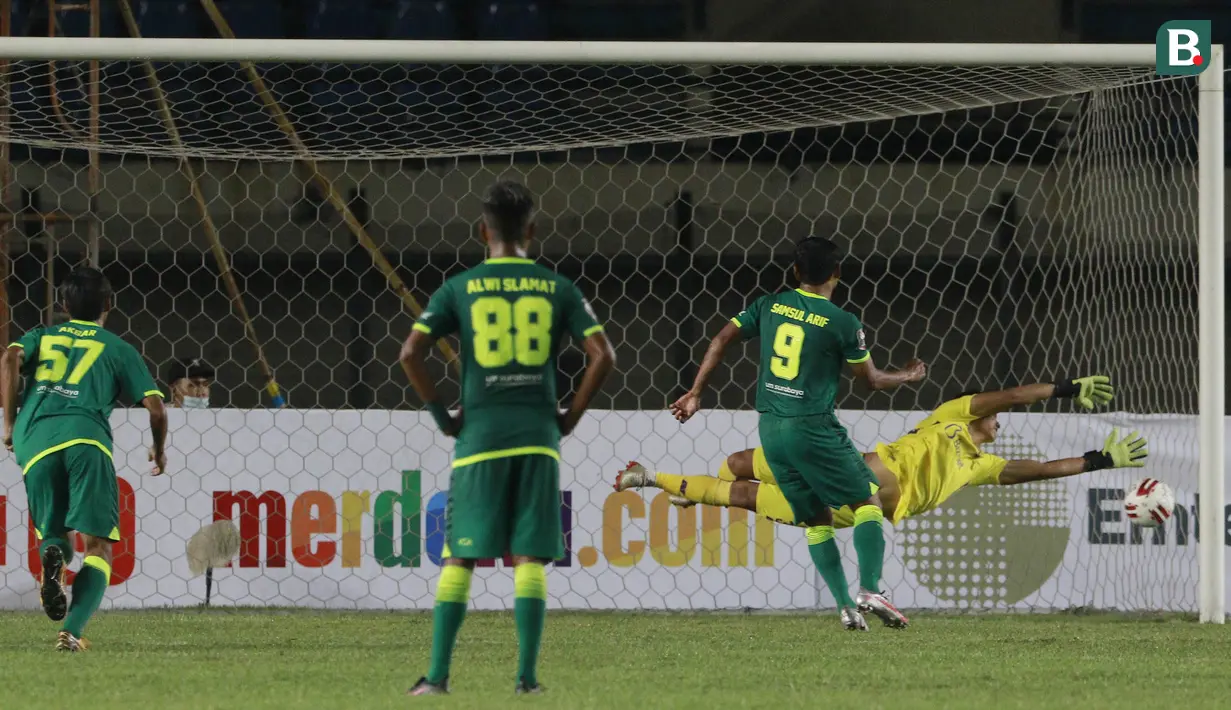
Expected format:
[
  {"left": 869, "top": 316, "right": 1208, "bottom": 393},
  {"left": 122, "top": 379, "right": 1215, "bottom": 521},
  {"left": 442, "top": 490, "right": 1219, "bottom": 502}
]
[
  {"left": 1083, "top": 428, "right": 1148, "bottom": 472},
  {"left": 1053, "top": 375, "right": 1113, "bottom": 409}
]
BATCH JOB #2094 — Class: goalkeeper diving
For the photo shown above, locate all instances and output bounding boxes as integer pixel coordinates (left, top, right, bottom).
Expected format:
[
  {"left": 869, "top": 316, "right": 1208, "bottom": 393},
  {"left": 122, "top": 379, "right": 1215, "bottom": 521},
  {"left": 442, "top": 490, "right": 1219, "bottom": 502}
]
[{"left": 616, "top": 375, "right": 1148, "bottom": 625}]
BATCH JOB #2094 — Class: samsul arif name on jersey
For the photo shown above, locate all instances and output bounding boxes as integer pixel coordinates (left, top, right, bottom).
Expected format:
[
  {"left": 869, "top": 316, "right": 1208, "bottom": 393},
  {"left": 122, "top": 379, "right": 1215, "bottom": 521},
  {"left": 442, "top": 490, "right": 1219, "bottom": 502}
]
[
  {"left": 208, "top": 472, "right": 777, "bottom": 570},
  {"left": 770, "top": 302, "right": 830, "bottom": 327}
]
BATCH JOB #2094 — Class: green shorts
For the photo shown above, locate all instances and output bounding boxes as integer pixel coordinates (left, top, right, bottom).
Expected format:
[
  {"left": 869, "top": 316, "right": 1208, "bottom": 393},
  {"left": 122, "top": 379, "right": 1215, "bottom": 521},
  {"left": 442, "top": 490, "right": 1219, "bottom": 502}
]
[
  {"left": 24, "top": 442, "right": 120, "bottom": 542},
  {"left": 759, "top": 412, "right": 877, "bottom": 524},
  {"left": 445, "top": 453, "right": 564, "bottom": 560}
]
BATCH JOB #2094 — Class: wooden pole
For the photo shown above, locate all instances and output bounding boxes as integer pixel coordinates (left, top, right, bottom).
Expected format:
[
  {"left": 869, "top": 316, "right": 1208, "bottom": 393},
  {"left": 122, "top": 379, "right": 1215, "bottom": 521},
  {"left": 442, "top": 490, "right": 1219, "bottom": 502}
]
[
  {"left": 118, "top": 0, "right": 286, "bottom": 406},
  {"left": 198, "top": 0, "right": 460, "bottom": 375}
]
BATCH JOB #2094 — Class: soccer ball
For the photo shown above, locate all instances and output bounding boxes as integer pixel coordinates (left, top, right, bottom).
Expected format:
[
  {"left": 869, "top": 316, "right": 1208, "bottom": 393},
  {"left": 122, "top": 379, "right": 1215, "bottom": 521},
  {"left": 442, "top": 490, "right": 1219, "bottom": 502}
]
[{"left": 1124, "top": 478, "right": 1175, "bottom": 527}]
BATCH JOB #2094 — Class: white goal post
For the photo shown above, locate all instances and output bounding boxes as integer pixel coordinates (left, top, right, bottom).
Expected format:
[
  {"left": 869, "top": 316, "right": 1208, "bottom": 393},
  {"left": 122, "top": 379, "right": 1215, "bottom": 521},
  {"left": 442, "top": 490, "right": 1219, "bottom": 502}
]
[{"left": 0, "top": 38, "right": 1222, "bottom": 622}]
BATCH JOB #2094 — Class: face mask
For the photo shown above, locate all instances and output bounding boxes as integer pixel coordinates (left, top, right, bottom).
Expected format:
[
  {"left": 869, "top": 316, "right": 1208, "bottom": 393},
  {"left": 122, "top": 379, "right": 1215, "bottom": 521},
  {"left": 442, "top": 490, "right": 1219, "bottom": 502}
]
[{"left": 182, "top": 396, "right": 209, "bottom": 409}]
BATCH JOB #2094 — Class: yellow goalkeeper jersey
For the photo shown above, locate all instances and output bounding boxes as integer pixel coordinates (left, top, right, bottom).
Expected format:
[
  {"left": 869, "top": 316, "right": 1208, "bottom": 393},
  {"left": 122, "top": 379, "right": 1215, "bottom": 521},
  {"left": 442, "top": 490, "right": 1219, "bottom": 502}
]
[{"left": 873, "top": 395, "right": 1007, "bottom": 521}]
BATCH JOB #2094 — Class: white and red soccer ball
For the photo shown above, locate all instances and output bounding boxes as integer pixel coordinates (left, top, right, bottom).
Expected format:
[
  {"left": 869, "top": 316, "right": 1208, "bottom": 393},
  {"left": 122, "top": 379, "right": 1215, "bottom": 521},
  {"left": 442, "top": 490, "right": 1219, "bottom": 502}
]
[{"left": 1124, "top": 478, "right": 1175, "bottom": 528}]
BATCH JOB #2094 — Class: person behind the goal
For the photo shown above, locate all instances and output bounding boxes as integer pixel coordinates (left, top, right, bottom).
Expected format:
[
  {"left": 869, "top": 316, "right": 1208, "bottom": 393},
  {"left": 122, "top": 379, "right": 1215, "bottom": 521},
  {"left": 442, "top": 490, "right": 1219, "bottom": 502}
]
[
  {"left": 669, "top": 236, "right": 926, "bottom": 631},
  {"left": 618, "top": 378, "right": 1148, "bottom": 624},
  {"left": 400, "top": 180, "right": 616, "bottom": 696},
  {"left": 1, "top": 267, "right": 168, "bottom": 652}
]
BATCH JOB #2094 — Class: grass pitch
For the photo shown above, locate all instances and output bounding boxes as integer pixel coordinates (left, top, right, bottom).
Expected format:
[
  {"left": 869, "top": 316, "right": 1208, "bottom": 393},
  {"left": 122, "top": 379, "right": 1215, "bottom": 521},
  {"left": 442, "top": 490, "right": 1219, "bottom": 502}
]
[{"left": 0, "top": 609, "right": 1227, "bottom": 709}]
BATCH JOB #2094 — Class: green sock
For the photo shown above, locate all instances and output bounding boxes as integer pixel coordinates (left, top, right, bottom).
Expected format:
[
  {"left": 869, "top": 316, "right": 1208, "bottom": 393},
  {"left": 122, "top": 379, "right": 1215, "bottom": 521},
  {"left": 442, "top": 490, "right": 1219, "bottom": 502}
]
[
  {"left": 513, "top": 562, "right": 548, "bottom": 687},
  {"left": 63, "top": 555, "right": 109, "bottom": 638},
  {"left": 426, "top": 565, "right": 472, "bottom": 685},
  {"left": 852, "top": 506, "right": 886, "bottom": 592},
  {"left": 39, "top": 537, "right": 73, "bottom": 567},
  {"left": 806, "top": 527, "right": 855, "bottom": 607}
]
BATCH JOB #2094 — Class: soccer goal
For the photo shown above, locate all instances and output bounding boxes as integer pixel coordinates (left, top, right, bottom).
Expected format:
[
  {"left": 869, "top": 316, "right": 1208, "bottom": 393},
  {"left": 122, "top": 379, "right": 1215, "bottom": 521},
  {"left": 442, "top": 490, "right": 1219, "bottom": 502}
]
[{"left": 0, "top": 37, "right": 1222, "bottom": 622}]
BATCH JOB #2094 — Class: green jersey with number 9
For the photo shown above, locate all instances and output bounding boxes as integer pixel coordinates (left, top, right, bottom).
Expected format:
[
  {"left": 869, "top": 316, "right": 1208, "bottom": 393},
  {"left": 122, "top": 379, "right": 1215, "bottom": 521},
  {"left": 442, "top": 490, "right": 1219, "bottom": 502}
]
[
  {"left": 413, "top": 257, "right": 604, "bottom": 464},
  {"left": 10, "top": 319, "right": 162, "bottom": 469},
  {"left": 731, "top": 289, "right": 868, "bottom": 417}
]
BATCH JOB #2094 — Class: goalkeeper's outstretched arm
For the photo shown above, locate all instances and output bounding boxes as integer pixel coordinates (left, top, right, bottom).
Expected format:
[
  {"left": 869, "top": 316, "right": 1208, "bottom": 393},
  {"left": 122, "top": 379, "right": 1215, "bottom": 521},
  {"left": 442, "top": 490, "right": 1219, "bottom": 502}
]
[
  {"left": 969, "top": 375, "right": 1114, "bottom": 418},
  {"left": 998, "top": 429, "right": 1147, "bottom": 485}
]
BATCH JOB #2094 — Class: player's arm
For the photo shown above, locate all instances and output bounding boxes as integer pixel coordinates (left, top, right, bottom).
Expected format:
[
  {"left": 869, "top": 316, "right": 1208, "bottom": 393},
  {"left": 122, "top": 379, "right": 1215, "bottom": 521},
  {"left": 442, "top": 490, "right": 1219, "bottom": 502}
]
[
  {"left": 1, "top": 343, "right": 23, "bottom": 451},
  {"left": 848, "top": 356, "right": 927, "bottom": 392},
  {"left": 968, "top": 376, "right": 1113, "bottom": 418},
  {"left": 998, "top": 429, "right": 1147, "bottom": 485},
  {"left": 144, "top": 394, "right": 168, "bottom": 475},
  {"left": 671, "top": 320, "right": 742, "bottom": 422},
  {"left": 841, "top": 315, "right": 925, "bottom": 392},
  {"left": 401, "top": 329, "right": 461, "bottom": 437},
  {"left": 400, "top": 284, "right": 462, "bottom": 436},
  {"left": 119, "top": 346, "right": 169, "bottom": 474},
  {"left": 558, "top": 332, "right": 615, "bottom": 435},
  {"left": 558, "top": 281, "right": 615, "bottom": 435}
]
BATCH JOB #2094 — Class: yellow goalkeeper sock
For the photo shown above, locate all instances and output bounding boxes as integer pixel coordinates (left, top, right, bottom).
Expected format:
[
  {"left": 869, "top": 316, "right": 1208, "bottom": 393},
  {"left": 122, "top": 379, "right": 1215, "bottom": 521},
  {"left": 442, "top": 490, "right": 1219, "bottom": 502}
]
[
  {"left": 717, "top": 459, "right": 736, "bottom": 481},
  {"left": 653, "top": 474, "right": 731, "bottom": 506}
]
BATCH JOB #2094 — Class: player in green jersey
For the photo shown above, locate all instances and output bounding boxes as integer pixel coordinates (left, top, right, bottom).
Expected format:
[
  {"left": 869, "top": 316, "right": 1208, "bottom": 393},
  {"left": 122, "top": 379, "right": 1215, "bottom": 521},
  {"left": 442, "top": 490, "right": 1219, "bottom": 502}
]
[
  {"left": 1, "top": 267, "right": 167, "bottom": 652},
  {"left": 671, "top": 237, "right": 925, "bottom": 631},
  {"left": 401, "top": 181, "right": 615, "bottom": 696}
]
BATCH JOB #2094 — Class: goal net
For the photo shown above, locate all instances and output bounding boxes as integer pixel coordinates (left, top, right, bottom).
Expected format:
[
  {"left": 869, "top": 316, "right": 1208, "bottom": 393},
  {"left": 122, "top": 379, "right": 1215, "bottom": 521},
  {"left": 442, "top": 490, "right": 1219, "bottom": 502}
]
[{"left": 0, "top": 41, "right": 1216, "bottom": 614}]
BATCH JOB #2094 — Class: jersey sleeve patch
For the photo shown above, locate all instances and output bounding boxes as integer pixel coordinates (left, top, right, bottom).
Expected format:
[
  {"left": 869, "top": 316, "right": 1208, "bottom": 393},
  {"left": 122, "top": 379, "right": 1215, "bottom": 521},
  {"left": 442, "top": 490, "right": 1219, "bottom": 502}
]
[
  {"left": 563, "top": 281, "right": 603, "bottom": 343},
  {"left": 842, "top": 315, "right": 869, "bottom": 363},
  {"left": 416, "top": 282, "right": 460, "bottom": 339},
  {"left": 732, "top": 295, "right": 767, "bottom": 340}
]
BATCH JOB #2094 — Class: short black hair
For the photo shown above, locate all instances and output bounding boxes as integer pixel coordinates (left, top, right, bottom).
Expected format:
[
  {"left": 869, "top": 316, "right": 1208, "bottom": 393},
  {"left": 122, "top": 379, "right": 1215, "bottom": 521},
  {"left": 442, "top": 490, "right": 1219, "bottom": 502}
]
[
  {"left": 481, "top": 180, "right": 535, "bottom": 243},
  {"left": 59, "top": 266, "right": 112, "bottom": 322},
  {"left": 794, "top": 237, "right": 842, "bottom": 285},
  {"left": 167, "top": 357, "right": 215, "bottom": 384}
]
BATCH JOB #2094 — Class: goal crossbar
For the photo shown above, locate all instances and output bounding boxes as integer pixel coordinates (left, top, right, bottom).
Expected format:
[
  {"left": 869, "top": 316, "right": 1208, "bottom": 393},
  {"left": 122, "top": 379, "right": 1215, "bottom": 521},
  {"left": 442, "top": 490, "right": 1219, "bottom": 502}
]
[{"left": 0, "top": 37, "right": 1173, "bottom": 66}]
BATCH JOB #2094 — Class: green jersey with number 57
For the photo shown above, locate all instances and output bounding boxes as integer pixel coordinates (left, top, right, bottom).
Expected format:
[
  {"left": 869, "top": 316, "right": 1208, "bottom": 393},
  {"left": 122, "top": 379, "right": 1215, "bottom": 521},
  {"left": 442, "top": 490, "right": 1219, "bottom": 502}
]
[
  {"left": 731, "top": 288, "right": 868, "bottom": 417},
  {"left": 414, "top": 257, "right": 604, "bottom": 464},
  {"left": 10, "top": 319, "right": 162, "bottom": 468}
]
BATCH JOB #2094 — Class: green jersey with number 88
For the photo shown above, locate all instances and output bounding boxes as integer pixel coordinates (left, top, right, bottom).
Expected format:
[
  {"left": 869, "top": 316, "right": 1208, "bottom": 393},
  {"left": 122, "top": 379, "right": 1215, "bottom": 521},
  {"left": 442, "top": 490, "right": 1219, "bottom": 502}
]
[
  {"left": 414, "top": 257, "right": 604, "bottom": 464},
  {"left": 11, "top": 319, "right": 161, "bottom": 468},
  {"left": 731, "top": 288, "right": 868, "bottom": 417}
]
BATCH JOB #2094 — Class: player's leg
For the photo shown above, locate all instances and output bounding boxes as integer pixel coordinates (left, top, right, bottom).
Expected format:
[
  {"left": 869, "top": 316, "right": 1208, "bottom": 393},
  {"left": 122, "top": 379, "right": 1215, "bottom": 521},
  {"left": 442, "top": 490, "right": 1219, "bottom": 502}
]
[
  {"left": 798, "top": 507, "right": 865, "bottom": 631},
  {"left": 813, "top": 434, "right": 908, "bottom": 629},
  {"left": 761, "top": 416, "right": 864, "bottom": 628},
  {"left": 616, "top": 447, "right": 770, "bottom": 508},
  {"left": 508, "top": 455, "right": 564, "bottom": 693},
  {"left": 411, "top": 460, "right": 513, "bottom": 696},
  {"left": 23, "top": 450, "right": 73, "bottom": 622},
  {"left": 615, "top": 461, "right": 737, "bottom": 508},
  {"left": 847, "top": 493, "right": 908, "bottom": 629},
  {"left": 773, "top": 415, "right": 879, "bottom": 625},
  {"left": 59, "top": 533, "right": 110, "bottom": 651},
  {"left": 411, "top": 555, "right": 476, "bottom": 696},
  {"left": 721, "top": 449, "right": 760, "bottom": 481},
  {"left": 61, "top": 444, "right": 121, "bottom": 650}
]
